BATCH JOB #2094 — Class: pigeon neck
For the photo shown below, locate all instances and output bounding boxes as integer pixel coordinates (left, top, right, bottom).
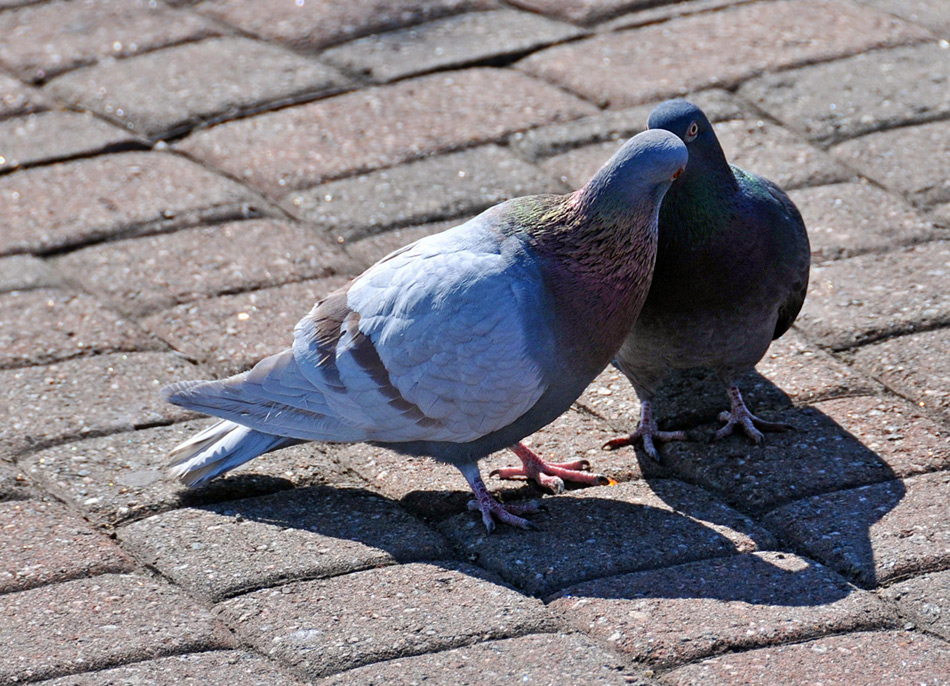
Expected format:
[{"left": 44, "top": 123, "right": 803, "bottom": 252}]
[{"left": 661, "top": 155, "right": 738, "bottom": 240}]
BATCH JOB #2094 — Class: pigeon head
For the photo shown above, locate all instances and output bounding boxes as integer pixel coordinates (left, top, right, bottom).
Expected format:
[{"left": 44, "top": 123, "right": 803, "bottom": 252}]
[{"left": 647, "top": 100, "right": 732, "bottom": 187}]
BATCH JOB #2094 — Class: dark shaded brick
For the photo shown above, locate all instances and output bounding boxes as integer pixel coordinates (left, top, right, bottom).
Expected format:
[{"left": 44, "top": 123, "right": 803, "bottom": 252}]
[
  {"left": 551, "top": 552, "right": 893, "bottom": 667},
  {"left": 883, "top": 568, "right": 950, "bottom": 640},
  {"left": 177, "top": 68, "right": 598, "bottom": 195},
  {"left": 217, "top": 562, "right": 554, "bottom": 679},
  {"left": 0, "top": 254, "right": 62, "bottom": 292},
  {"left": 0, "top": 574, "right": 231, "bottom": 683},
  {"left": 438, "top": 479, "right": 775, "bottom": 597},
  {"left": 740, "top": 43, "right": 950, "bottom": 145},
  {"left": 0, "top": 352, "right": 206, "bottom": 455},
  {"left": 0, "top": 152, "right": 262, "bottom": 255},
  {"left": 797, "top": 241, "right": 950, "bottom": 350},
  {"left": 0, "top": 499, "right": 133, "bottom": 594},
  {"left": 49, "top": 38, "right": 349, "bottom": 140},
  {"left": 764, "top": 471, "right": 950, "bottom": 588},
  {"left": 54, "top": 219, "right": 350, "bottom": 317},
  {"left": 0, "top": 72, "right": 49, "bottom": 120},
  {"left": 117, "top": 485, "right": 451, "bottom": 601},
  {"left": 517, "top": 0, "right": 928, "bottom": 108},
  {"left": 859, "top": 0, "right": 950, "bottom": 36},
  {"left": 285, "top": 145, "right": 564, "bottom": 241}
]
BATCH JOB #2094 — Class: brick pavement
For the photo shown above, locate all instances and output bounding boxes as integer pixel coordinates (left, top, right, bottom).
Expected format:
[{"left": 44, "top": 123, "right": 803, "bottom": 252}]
[{"left": 1, "top": 0, "right": 948, "bottom": 683}]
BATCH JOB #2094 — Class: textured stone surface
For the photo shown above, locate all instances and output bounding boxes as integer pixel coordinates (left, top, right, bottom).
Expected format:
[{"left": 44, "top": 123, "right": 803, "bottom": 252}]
[
  {"left": 0, "top": 459, "right": 33, "bottom": 501},
  {"left": 177, "top": 68, "right": 597, "bottom": 195},
  {"left": 50, "top": 37, "right": 349, "bottom": 140},
  {"left": 217, "top": 562, "right": 554, "bottom": 679},
  {"left": 883, "top": 568, "right": 950, "bottom": 640},
  {"left": 0, "top": 574, "right": 230, "bottom": 683},
  {"left": 604, "top": 0, "right": 756, "bottom": 30},
  {"left": 507, "top": 0, "right": 660, "bottom": 24},
  {"left": 859, "top": 0, "right": 950, "bottom": 36},
  {"left": 0, "top": 73, "right": 48, "bottom": 120},
  {"left": 0, "top": 152, "right": 260, "bottom": 255},
  {"left": 322, "top": 9, "right": 584, "bottom": 83},
  {"left": 54, "top": 219, "right": 349, "bottom": 317},
  {"left": 286, "top": 145, "right": 564, "bottom": 241},
  {"left": 118, "top": 486, "right": 451, "bottom": 600},
  {"left": 764, "top": 471, "right": 950, "bottom": 588},
  {"left": 517, "top": 0, "right": 928, "bottom": 108},
  {"left": 740, "top": 43, "right": 950, "bottom": 144},
  {"left": 0, "top": 254, "right": 61, "bottom": 292},
  {"left": 438, "top": 479, "right": 775, "bottom": 597},
  {"left": 797, "top": 241, "right": 950, "bottom": 350},
  {"left": 0, "top": 499, "right": 133, "bottom": 594},
  {"left": 0, "top": 352, "right": 205, "bottom": 455},
  {"left": 551, "top": 552, "right": 892, "bottom": 667},
  {"left": 0, "top": 0, "right": 219, "bottom": 83}
]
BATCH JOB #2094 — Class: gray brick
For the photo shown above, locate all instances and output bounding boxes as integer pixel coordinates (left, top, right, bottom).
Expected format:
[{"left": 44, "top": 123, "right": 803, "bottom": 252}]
[
  {"left": 0, "top": 71, "right": 49, "bottom": 120},
  {"left": 218, "top": 562, "right": 554, "bottom": 679},
  {"left": 118, "top": 485, "right": 451, "bottom": 601},
  {"left": 0, "top": 152, "right": 262, "bottom": 255},
  {"left": 604, "top": 0, "right": 756, "bottom": 31},
  {"left": 0, "top": 459, "right": 33, "bottom": 501},
  {"left": 506, "top": 0, "right": 675, "bottom": 25},
  {"left": 285, "top": 145, "right": 565, "bottom": 241},
  {"left": 883, "top": 568, "right": 950, "bottom": 641},
  {"left": 551, "top": 552, "right": 893, "bottom": 667},
  {"left": 0, "top": 574, "right": 231, "bottom": 683},
  {"left": 0, "top": 254, "right": 62, "bottom": 292},
  {"left": 764, "top": 471, "right": 950, "bottom": 588},
  {"left": 859, "top": 0, "right": 950, "bottom": 37},
  {"left": 438, "top": 479, "right": 776, "bottom": 597}
]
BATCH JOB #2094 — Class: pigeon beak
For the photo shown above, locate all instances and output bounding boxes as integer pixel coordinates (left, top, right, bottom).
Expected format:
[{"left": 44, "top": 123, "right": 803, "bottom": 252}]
[{"left": 671, "top": 167, "right": 685, "bottom": 181}]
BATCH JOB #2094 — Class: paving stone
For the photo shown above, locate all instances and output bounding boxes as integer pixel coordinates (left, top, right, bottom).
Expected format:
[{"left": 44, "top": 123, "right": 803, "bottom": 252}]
[
  {"left": 318, "top": 633, "right": 637, "bottom": 686},
  {"left": 22, "top": 419, "right": 359, "bottom": 527},
  {"left": 0, "top": 73, "right": 49, "bottom": 121},
  {"left": 285, "top": 145, "right": 565, "bottom": 241},
  {"left": 118, "top": 485, "right": 452, "bottom": 601},
  {"left": 0, "top": 574, "right": 231, "bottom": 684},
  {"left": 0, "top": 0, "right": 219, "bottom": 83},
  {"left": 790, "top": 181, "right": 941, "bottom": 261},
  {"left": 54, "top": 219, "right": 350, "bottom": 317},
  {"left": 740, "top": 43, "right": 950, "bottom": 145},
  {"left": 0, "top": 110, "right": 141, "bottom": 173},
  {"left": 0, "top": 499, "right": 133, "bottom": 594},
  {"left": 934, "top": 202, "right": 950, "bottom": 224},
  {"left": 550, "top": 551, "right": 893, "bottom": 667},
  {"left": 797, "top": 241, "right": 950, "bottom": 350},
  {"left": 0, "top": 352, "right": 206, "bottom": 455},
  {"left": 50, "top": 38, "right": 349, "bottom": 141},
  {"left": 662, "top": 630, "right": 950, "bottom": 686},
  {"left": 0, "top": 254, "right": 62, "bottom": 292},
  {"left": 516, "top": 0, "right": 928, "bottom": 108},
  {"left": 832, "top": 119, "right": 950, "bottom": 208},
  {"left": 853, "top": 328, "right": 950, "bottom": 426},
  {"left": 0, "top": 288, "right": 160, "bottom": 368},
  {"left": 438, "top": 479, "right": 775, "bottom": 597},
  {"left": 764, "top": 471, "right": 950, "bottom": 588},
  {"left": 141, "top": 276, "right": 351, "bottom": 377},
  {"left": 177, "top": 68, "right": 598, "bottom": 195},
  {"left": 217, "top": 562, "right": 554, "bottom": 679},
  {"left": 860, "top": 0, "right": 950, "bottom": 37},
  {"left": 0, "top": 152, "right": 262, "bottom": 255},
  {"left": 883, "top": 568, "right": 950, "bottom": 640},
  {"left": 345, "top": 219, "right": 461, "bottom": 269},
  {"left": 33, "top": 650, "right": 307, "bottom": 686},
  {"left": 604, "top": 0, "right": 755, "bottom": 31},
  {"left": 322, "top": 9, "right": 584, "bottom": 83},
  {"left": 196, "top": 0, "right": 494, "bottom": 51},
  {"left": 0, "top": 459, "right": 33, "bottom": 501}
]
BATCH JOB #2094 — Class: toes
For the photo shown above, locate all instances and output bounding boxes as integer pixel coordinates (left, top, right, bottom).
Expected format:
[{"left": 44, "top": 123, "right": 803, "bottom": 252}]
[
  {"left": 489, "top": 467, "right": 528, "bottom": 480},
  {"left": 641, "top": 434, "right": 661, "bottom": 463},
  {"left": 538, "top": 473, "right": 565, "bottom": 494},
  {"left": 602, "top": 435, "right": 634, "bottom": 450}
]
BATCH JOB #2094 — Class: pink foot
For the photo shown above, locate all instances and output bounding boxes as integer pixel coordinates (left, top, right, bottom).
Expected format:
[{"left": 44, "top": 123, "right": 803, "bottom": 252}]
[
  {"left": 491, "top": 442, "right": 614, "bottom": 494},
  {"left": 715, "top": 385, "right": 793, "bottom": 444},
  {"left": 602, "top": 400, "right": 686, "bottom": 462},
  {"left": 460, "top": 463, "right": 539, "bottom": 533}
]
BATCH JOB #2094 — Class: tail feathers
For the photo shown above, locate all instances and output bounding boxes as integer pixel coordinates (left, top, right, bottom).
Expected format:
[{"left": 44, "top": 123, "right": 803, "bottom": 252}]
[{"left": 166, "top": 420, "right": 293, "bottom": 488}]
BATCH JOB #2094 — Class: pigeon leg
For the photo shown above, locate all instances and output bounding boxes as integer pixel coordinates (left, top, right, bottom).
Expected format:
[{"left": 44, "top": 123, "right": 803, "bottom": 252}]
[
  {"left": 459, "top": 463, "right": 538, "bottom": 533},
  {"left": 715, "top": 384, "right": 793, "bottom": 444},
  {"left": 602, "top": 400, "right": 686, "bottom": 462},
  {"left": 490, "top": 442, "right": 613, "bottom": 494}
]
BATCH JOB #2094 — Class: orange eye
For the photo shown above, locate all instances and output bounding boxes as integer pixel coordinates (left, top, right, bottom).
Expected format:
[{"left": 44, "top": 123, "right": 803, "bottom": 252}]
[
  {"left": 686, "top": 122, "right": 699, "bottom": 141},
  {"left": 672, "top": 167, "right": 685, "bottom": 180}
]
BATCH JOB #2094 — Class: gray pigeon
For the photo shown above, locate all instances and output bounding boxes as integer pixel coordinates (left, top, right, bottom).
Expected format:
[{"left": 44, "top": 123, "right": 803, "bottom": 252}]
[
  {"left": 162, "top": 129, "right": 688, "bottom": 531},
  {"left": 604, "top": 100, "right": 810, "bottom": 460}
]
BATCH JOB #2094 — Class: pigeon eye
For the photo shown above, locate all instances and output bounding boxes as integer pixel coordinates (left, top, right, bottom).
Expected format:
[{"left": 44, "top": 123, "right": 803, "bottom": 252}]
[{"left": 685, "top": 122, "right": 700, "bottom": 141}]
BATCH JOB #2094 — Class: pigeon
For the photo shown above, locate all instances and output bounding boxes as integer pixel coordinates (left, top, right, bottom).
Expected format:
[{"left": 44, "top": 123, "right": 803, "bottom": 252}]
[
  {"left": 603, "top": 100, "right": 810, "bottom": 460},
  {"left": 162, "top": 129, "right": 688, "bottom": 531}
]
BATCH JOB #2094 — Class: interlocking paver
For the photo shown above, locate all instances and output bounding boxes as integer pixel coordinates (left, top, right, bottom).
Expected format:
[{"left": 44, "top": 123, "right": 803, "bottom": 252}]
[
  {"left": 853, "top": 328, "right": 950, "bottom": 425},
  {"left": 0, "top": 254, "right": 61, "bottom": 292},
  {"left": 0, "top": 0, "right": 219, "bottom": 83},
  {"left": 117, "top": 486, "right": 451, "bottom": 601},
  {"left": 217, "top": 562, "right": 555, "bottom": 679},
  {"left": 764, "top": 471, "right": 950, "bottom": 588},
  {"left": 517, "top": 0, "right": 928, "bottom": 108},
  {"left": 0, "top": 72, "right": 48, "bottom": 120},
  {"left": 318, "top": 633, "right": 637, "bottom": 685},
  {"left": 661, "top": 630, "right": 950, "bottom": 686},
  {"left": 860, "top": 0, "right": 950, "bottom": 37},
  {"left": 0, "top": 459, "right": 33, "bottom": 502},
  {"left": 0, "top": 499, "right": 133, "bottom": 594},
  {"left": 438, "top": 479, "right": 775, "bottom": 597},
  {"left": 49, "top": 38, "right": 350, "bottom": 140},
  {"left": 506, "top": 0, "right": 660, "bottom": 24},
  {"left": 0, "top": 574, "right": 231, "bottom": 683},
  {"left": 550, "top": 551, "right": 893, "bottom": 667},
  {"left": 0, "top": 352, "right": 205, "bottom": 455},
  {"left": 54, "top": 219, "right": 349, "bottom": 317},
  {"left": 797, "top": 241, "right": 950, "bottom": 350},
  {"left": 604, "top": 0, "right": 755, "bottom": 30},
  {"left": 883, "top": 568, "right": 950, "bottom": 640},
  {"left": 0, "top": 152, "right": 262, "bottom": 255},
  {"left": 177, "top": 68, "right": 598, "bottom": 195},
  {"left": 286, "top": 145, "right": 564, "bottom": 241}
]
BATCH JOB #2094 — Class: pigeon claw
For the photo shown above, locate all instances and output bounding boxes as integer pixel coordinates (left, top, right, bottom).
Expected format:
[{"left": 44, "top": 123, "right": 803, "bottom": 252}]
[
  {"left": 496, "top": 443, "right": 610, "bottom": 493},
  {"left": 714, "top": 385, "right": 793, "bottom": 445},
  {"left": 602, "top": 400, "right": 686, "bottom": 462},
  {"left": 467, "top": 497, "right": 539, "bottom": 532}
]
